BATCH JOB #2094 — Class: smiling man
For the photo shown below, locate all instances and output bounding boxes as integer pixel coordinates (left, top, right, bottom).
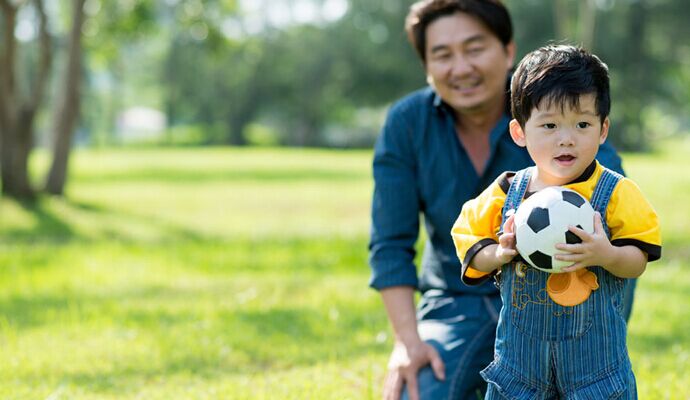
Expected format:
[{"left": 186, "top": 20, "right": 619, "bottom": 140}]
[{"left": 368, "top": 1, "right": 627, "bottom": 400}]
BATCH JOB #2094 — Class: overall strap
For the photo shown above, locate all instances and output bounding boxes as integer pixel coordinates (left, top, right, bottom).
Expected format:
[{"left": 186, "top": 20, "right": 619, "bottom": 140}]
[
  {"left": 501, "top": 167, "right": 532, "bottom": 229},
  {"left": 590, "top": 167, "right": 623, "bottom": 239}
]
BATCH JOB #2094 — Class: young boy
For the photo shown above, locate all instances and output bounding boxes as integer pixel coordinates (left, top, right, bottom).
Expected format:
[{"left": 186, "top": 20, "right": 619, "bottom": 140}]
[{"left": 451, "top": 45, "right": 661, "bottom": 399}]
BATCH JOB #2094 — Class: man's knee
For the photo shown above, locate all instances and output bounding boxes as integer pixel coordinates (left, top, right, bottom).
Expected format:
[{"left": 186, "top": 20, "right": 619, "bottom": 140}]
[{"left": 401, "top": 365, "right": 448, "bottom": 400}]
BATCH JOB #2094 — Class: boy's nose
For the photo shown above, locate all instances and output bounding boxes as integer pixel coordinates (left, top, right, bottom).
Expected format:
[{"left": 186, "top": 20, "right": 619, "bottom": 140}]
[{"left": 558, "top": 130, "right": 575, "bottom": 146}]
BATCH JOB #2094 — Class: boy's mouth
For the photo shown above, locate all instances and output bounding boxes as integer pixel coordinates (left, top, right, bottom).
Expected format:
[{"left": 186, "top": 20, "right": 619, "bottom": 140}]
[{"left": 555, "top": 155, "right": 575, "bottom": 161}]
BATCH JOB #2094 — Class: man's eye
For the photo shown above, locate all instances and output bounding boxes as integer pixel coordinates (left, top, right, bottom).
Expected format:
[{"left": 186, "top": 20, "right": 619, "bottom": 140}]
[
  {"left": 577, "top": 122, "right": 591, "bottom": 129},
  {"left": 467, "top": 47, "right": 485, "bottom": 55}
]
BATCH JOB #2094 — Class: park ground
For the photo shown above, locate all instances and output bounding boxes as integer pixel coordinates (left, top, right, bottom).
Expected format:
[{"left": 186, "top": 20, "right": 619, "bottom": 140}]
[{"left": 0, "top": 138, "right": 689, "bottom": 399}]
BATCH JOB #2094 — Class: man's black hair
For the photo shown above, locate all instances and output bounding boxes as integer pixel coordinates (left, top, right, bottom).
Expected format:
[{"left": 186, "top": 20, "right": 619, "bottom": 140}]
[
  {"left": 405, "top": 0, "right": 512, "bottom": 63},
  {"left": 510, "top": 45, "right": 611, "bottom": 127}
]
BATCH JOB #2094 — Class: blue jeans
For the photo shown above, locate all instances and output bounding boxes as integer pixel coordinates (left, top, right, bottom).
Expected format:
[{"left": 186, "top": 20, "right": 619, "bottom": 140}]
[
  {"left": 402, "top": 290, "right": 502, "bottom": 400},
  {"left": 401, "top": 285, "right": 636, "bottom": 400}
]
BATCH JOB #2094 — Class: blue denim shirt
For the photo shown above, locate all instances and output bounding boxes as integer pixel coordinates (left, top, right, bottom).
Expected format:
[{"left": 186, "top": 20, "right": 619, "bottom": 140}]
[{"left": 368, "top": 87, "right": 624, "bottom": 295}]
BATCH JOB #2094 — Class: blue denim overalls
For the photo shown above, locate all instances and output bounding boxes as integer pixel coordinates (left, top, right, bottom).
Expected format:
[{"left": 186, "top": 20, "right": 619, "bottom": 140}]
[{"left": 482, "top": 167, "right": 637, "bottom": 399}]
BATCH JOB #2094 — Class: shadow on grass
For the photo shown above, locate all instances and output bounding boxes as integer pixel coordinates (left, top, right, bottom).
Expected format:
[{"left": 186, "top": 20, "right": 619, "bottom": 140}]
[
  {"left": 6, "top": 285, "right": 388, "bottom": 396},
  {"left": 2, "top": 198, "right": 77, "bottom": 243},
  {"left": 74, "top": 168, "right": 368, "bottom": 184},
  {"left": 0, "top": 197, "right": 213, "bottom": 245}
]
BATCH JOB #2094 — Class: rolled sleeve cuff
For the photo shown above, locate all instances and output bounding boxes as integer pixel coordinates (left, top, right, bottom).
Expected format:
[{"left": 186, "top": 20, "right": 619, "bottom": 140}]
[
  {"left": 369, "top": 260, "right": 419, "bottom": 291},
  {"left": 461, "top": 238, "right": 498, "bottom": 286},
  {"left": 611, "top": 238, "right": 662, "bottom": 262}
]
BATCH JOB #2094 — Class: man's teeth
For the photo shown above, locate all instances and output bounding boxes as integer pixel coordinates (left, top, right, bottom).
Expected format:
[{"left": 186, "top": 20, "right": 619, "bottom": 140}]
[{"left": 450, "top": 82, "right": 479, "bottom": 90}]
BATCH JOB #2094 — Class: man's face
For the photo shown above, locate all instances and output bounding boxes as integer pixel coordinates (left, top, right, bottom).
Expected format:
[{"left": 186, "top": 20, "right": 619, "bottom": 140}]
[
  {"left": 424, "top": 12, "right": 515, "bottom": 116},
  {"left": 510, "top": 93, "right": 609, "bottom": 187}
]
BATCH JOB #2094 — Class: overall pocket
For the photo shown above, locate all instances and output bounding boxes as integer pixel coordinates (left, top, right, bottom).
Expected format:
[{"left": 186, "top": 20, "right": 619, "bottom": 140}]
[{"left": 508, "top": 264, "right": 594, "bottom": 341}]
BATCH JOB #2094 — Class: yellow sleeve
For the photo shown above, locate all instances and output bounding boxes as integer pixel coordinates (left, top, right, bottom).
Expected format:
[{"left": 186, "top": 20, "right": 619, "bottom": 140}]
[
  {"left": 451, "top": 180, "right": 507, "bottom": 285},
  {"left": 606, "top": 178, "right": 662, "bottom": 261}
]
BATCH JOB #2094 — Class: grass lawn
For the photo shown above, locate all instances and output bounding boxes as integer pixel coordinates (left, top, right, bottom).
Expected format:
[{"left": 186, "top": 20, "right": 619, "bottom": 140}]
[{"left": 0, "top": 139, "right": 688, "bottom": 399}]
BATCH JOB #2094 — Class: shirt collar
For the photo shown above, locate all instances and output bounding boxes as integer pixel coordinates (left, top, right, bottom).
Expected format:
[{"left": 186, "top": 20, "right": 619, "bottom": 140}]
[
  {"left": 432, "top": 91, "right": 445, "bottom": 109},
  {"left": 569, "top": 160, "right": 598, "bottom": 184}
]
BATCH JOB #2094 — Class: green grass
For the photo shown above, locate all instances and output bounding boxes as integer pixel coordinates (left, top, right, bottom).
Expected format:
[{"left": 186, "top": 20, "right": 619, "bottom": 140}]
[{"left": 0, "top": 139, "right": 689, "bottom": 399}]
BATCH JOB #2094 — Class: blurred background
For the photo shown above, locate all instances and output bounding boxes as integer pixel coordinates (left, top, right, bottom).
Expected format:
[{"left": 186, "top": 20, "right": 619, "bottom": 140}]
[
  {"left": 1, "top": 0, "right": 689, "bottom": 398},
  {"left": 3, "top": 0, "right": 690, "bottom": 189}
]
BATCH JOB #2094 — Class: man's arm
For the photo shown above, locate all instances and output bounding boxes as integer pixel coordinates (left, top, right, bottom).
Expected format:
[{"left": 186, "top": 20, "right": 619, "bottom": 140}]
[
  {"left": 369, "top": 104, "right": 443, "bottom": 400},
  {"left": 380, "top": 287, "right": 444, "bottom": 400}
]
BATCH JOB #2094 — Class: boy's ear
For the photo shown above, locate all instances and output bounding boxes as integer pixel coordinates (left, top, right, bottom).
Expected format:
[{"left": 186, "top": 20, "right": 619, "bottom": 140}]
[
  {"left": 509, "top": 119, "right": 526, "bottom": 147},
  {"left": 599, "top": 117, "right": 610, "bottom": 144}
]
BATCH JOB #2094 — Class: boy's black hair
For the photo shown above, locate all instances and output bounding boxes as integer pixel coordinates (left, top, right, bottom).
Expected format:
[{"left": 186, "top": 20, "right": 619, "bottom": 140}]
[
  {"left": 405, "top": 0, "right": 512, "bottom": 63},
  {"left": 510, "top": 45, "right": 611, "bottom": 127}
]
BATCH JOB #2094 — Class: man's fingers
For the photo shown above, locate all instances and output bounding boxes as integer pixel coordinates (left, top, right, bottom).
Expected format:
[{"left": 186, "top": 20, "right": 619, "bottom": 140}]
[
  {"left": 429, "top": 348, "right": 446, "bottom": 381},
  {"left": 405, "top": 374, "right": 420, "bottom": 400},
  {"left": 383, "top": 371, "right": 402, "bottom": 400}
]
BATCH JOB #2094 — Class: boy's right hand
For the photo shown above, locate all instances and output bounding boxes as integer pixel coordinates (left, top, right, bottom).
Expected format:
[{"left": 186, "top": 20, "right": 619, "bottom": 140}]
[{"left": 495, "top": 214, "right": 518, "bottom": 264}]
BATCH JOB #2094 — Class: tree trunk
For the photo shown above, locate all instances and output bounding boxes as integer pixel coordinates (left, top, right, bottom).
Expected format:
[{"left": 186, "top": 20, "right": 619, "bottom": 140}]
[
  {"left": 578, "top": 0, "right": 597, "bottom": 49},
  {"left": 45, "top": 0, "right": 86, "bottom": 195},
  {"left": 621, "top": 0, "right": 648, "bottom": 150},
  {"left": 553, "top": 0, "right": 596, "bottom": 48},
  {"left": 226, "top": 88, "right": 258, "bottom": 146},
  {"left": 0, "top": 0, "right": 52, "bottom": 200},
  {"left": 553, "top": 0, "right": 574, "bottom": 41}
]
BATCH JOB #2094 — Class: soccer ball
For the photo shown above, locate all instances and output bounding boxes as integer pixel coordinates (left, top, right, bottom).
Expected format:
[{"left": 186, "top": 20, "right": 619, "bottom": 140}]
[{"left": 513, "top": 186, "right": 595, "bottom": 273}]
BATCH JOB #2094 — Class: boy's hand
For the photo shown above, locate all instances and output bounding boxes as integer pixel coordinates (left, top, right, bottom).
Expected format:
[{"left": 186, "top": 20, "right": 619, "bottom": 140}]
[
  {"left": 554, "top": 212, "right": 614, "bottom": 272},
  {"left": 495, "top": 214, "right": 518, "bottom": 264}
]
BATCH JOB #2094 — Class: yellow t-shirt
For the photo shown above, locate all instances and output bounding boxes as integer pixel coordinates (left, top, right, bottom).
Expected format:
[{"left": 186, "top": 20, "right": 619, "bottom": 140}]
[{"left": 451, "top": 162, "right": 662, "bottom": 285}]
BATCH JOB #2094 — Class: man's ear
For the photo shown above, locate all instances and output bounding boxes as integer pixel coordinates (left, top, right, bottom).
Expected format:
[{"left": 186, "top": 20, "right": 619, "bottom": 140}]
[
  {"left": 599, "top": 117, "right": 610, "bottom": 144},
  {"left": 505, "top": 41, "right": 517, "bottom": 69},
  {"left": 509, "top": 119, "right": 526, "bottom": 147}
]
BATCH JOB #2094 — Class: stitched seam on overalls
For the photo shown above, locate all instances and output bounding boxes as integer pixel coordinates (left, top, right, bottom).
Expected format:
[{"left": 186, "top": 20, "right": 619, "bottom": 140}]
[
  {"left": 501, "top": 168, "right": 531, "bottom": 228},
  {"left": 591, "top": 168, "right": 622, "bottom": 239}
]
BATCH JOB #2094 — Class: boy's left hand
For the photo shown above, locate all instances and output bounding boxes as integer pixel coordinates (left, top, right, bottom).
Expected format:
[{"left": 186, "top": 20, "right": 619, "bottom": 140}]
[{"left": 554, "top": 212, "right": 614, "bottom": 272}]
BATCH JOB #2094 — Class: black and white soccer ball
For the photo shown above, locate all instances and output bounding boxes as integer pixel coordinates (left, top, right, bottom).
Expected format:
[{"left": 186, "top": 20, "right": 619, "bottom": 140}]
[{"left": 513, "top": 186, "right": 595, "bottom": 273}]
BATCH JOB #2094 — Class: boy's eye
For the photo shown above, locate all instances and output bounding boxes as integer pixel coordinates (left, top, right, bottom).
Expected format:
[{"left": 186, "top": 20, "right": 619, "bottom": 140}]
[
  {"left": 542, "top": 123, "right": 557, "bottom": 129},
  {"left": 577, "top": 122, "right": 591, "bottom": 129}
]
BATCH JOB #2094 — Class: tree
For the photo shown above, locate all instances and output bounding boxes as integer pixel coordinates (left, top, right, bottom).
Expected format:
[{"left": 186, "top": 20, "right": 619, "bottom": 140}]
[
  {"left": 45, "top": 0, "right": 86, "bottom": 195},
  {"left": 0, "top": 0, "right": 51, "bottom": 199}
]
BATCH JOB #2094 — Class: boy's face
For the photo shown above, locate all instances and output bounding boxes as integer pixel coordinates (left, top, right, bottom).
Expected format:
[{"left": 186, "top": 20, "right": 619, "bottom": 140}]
[{"left": 509, "top": 93, "right": 609, "bottom": 187}]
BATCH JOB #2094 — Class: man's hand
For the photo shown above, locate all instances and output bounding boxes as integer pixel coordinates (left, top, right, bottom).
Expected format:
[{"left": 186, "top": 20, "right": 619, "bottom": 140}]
[
  {"left": 555, "top": 212, "right": 614, "bottom": 272},
  {"left": 383, "top": 339, "right": 445, "bottom": 400}
]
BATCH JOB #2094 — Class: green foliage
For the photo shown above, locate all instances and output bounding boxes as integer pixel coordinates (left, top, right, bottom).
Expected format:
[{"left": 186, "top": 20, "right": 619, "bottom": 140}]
[
  {"left": 1, "top": 141, "right": 689, "bottom": 397},
  {"left": 506, "top": 0, "right": 690, "bottom": 150},
  {"left": 20, "top": 0, "right": 690, "bottom": 150}
]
